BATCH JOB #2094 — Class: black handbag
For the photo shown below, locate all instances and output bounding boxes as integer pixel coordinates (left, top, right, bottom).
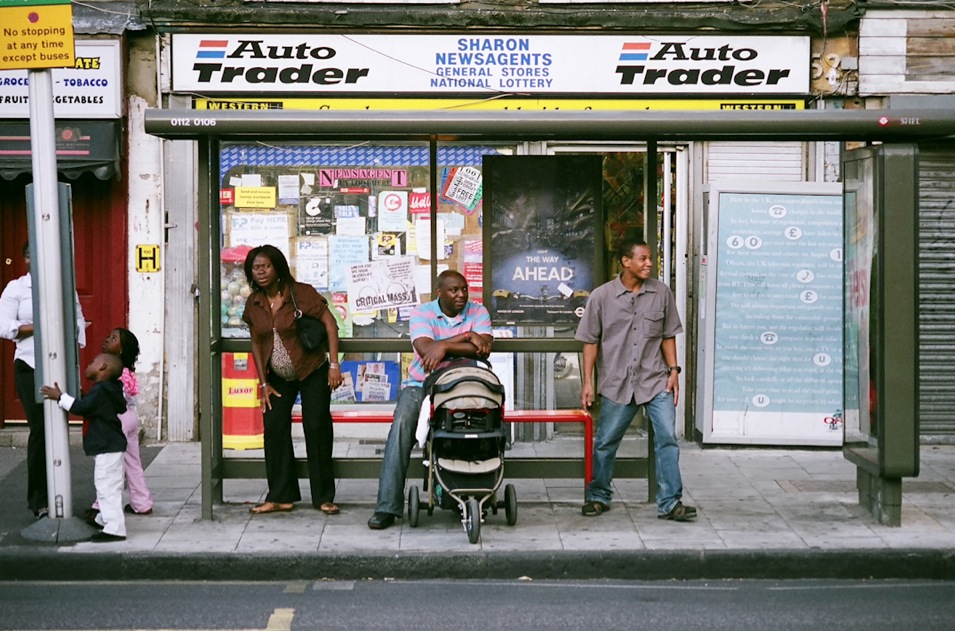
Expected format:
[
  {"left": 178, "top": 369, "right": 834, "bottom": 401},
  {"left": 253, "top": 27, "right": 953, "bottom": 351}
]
[{"left": 289, "top": 286, "right": 328, "bottom": 352}]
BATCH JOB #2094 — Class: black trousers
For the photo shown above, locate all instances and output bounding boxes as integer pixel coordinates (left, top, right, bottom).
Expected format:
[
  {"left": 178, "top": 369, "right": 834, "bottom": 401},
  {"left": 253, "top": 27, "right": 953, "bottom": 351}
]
[
  {"left": 14, "top": 359, "right": 47, "bottom": 513},
  {"left": 262, "top": 363, "right": 335, "bottom": 506}
]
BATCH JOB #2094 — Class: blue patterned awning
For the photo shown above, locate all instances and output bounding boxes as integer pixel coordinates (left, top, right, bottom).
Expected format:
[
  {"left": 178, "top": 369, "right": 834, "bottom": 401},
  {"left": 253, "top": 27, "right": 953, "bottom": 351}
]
[{"left": 220, "top": 143, "right": 502, "bottom": 181}]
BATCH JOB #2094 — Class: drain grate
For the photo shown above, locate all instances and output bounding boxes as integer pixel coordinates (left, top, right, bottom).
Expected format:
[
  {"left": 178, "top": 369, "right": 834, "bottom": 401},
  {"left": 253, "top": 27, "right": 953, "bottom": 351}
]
[{"left": 781, "top": 480, "right": 955, "bottom": 493}]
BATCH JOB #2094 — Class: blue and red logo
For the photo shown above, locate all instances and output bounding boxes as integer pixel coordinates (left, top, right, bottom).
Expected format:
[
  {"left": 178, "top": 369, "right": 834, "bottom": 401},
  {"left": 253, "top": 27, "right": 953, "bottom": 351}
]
[
  {"left": 619, "top": 42, "right": 652, "bottom": 62},
  {"left": 196, "top": 40, "right": 229, "bottom": 60}
]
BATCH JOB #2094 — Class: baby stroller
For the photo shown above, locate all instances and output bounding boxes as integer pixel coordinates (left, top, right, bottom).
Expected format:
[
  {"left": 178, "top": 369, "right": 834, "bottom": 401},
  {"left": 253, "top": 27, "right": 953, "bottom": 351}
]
[{"left": 407, "top": 359, "right": 517, "bottom": 543}]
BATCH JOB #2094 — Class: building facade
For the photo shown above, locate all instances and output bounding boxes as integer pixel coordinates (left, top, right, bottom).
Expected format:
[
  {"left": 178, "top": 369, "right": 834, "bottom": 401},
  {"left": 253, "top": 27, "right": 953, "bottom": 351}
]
[{"left": 9, "top": 1, "right": 955, "bottom": 444}]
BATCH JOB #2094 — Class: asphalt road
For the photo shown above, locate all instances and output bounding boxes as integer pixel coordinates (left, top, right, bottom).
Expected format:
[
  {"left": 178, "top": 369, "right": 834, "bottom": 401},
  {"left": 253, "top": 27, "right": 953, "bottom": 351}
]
[{"left": 1, "top": 579, "right": 954, "bottom": 630}]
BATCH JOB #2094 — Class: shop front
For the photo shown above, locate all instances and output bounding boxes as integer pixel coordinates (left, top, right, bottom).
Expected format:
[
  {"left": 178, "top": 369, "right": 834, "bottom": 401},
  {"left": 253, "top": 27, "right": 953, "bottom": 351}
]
[
  {"left": 0, "top": 39, "right": 128, "bottom": 425},
  {"left": 164, "top": 31, "right": 812, "bottom": 441}
]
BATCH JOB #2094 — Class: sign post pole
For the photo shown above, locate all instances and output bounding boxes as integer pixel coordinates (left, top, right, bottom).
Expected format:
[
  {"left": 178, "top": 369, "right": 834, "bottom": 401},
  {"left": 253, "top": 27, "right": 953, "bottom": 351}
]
[
  {"left": 1, "top": 0, "right": 91, "bottom": 542},
  {"left": 28, "top": 66, "right": 72, "bottom": 524}
]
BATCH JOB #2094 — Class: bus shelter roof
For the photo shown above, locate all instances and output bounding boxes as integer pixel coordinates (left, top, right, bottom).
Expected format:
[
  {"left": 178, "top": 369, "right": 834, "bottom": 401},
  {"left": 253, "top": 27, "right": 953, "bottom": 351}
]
[{"left": 144, "top": 108, "right": 955, "bottom": 142}]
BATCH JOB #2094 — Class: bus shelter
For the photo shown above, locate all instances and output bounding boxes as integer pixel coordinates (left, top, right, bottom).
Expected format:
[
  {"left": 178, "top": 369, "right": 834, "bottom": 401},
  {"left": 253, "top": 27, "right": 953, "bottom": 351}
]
[{"left": 145, "top": 108, "right": 955, "bottom": 523}]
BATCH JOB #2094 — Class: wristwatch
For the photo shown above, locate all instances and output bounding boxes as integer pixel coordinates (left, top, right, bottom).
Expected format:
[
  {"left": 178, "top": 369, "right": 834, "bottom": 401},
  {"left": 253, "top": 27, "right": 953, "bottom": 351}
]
[{"left": 667, "top": 366, "right": 682, "bottom": 375}]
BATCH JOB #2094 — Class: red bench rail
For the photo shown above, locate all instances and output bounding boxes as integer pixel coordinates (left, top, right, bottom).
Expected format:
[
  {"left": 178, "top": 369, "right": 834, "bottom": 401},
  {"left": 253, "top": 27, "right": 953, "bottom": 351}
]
[{"left": 504, "top": 410, "right": 593, "bottom": 486}]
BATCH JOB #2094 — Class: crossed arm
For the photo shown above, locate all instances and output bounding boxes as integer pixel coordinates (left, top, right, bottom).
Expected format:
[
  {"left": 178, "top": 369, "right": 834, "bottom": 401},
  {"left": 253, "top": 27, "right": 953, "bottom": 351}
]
[{"left": 413, "top": 330, "right": 493, "bottom": 373}]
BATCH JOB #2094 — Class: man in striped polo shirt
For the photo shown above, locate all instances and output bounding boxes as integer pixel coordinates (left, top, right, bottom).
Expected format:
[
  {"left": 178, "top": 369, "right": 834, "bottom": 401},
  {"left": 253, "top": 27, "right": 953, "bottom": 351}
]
[{"left": 368, "top": 270, "right": 494, "bottom": 530}]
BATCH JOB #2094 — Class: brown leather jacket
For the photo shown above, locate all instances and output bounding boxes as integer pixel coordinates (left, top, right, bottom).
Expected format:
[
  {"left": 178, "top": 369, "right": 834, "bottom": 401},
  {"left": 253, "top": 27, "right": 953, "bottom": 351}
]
[{"left": 242, "top": 281, "right": 330, "bottom": 381}]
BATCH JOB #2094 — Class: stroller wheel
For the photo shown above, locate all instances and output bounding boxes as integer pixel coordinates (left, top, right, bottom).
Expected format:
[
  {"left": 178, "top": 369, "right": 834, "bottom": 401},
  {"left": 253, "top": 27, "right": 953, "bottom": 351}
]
[
  {"left": 465, "top": 498, "right": 481, "bottom": 544},
  {"left": 407, "top": 486, "right": 420, "bottom": 527},
  {"left": 505, "top": 484, "right": 518, "bottom": 526}
]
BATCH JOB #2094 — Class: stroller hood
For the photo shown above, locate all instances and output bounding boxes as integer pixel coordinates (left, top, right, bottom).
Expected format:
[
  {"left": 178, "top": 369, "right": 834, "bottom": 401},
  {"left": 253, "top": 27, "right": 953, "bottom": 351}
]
[{"left": 428, "top": 364, "right": 505, "bottom": 411}]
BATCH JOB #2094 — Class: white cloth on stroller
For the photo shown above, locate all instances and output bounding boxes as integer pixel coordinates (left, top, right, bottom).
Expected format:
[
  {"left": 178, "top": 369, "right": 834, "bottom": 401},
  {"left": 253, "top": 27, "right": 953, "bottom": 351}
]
[{"left": 415, "top": 394, "right": 432, "bottom": 447}]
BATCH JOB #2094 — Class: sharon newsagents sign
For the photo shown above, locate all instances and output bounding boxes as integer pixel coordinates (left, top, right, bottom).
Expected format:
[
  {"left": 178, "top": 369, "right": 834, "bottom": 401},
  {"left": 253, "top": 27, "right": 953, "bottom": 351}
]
[{"left": 171, "top": 34, "right": 809, "bottom": 96}]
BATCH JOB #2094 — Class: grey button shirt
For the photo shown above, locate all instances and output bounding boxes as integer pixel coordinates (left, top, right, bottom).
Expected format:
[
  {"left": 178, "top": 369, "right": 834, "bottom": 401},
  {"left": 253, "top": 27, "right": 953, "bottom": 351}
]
[{"left": 575, "top": 275, "right": 683, "bottom": 406}]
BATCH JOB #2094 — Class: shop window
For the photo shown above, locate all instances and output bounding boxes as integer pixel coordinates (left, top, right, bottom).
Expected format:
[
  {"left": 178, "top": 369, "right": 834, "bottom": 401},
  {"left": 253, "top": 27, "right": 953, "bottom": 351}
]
[{"left": 218, "top": 141, "right": 510, "bottom": 404}]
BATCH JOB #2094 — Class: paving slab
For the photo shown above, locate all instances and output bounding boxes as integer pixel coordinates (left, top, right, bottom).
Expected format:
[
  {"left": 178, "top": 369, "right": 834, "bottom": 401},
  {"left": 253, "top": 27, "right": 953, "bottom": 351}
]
[{"left": 4, "top": 431, "right": 955, "bottom": 579}]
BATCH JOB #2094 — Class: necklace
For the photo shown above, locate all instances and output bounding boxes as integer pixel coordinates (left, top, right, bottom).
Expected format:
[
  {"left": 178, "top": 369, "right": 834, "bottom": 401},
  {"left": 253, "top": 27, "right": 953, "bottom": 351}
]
[{"left": 268, "top": 292, "right": 281, "bottom": 310}]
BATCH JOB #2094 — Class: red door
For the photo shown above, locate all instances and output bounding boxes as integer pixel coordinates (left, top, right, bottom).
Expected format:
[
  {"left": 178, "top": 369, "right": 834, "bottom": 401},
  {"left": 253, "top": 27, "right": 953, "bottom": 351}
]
[{"left": 0, "top": 173, "right": 127, "bottom": 424}]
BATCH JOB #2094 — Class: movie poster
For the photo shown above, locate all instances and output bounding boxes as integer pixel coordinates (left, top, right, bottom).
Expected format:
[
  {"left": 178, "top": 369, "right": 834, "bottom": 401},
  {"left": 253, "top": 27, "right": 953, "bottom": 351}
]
[{"left": 483, "top": 156, "right": 601, "bottom": 324}]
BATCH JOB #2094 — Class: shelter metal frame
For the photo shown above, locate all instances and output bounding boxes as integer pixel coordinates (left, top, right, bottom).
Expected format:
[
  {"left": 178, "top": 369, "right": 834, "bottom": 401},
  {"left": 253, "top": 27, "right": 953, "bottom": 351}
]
[{"left": 145, "top": 108, "right": 955, "bottom": 518}]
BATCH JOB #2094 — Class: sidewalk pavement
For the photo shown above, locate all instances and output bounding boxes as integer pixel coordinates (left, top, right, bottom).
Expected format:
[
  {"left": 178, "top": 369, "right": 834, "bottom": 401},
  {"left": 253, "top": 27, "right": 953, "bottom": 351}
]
[{"left": 2, "top": 429, "right": 955, "bottom": 581}]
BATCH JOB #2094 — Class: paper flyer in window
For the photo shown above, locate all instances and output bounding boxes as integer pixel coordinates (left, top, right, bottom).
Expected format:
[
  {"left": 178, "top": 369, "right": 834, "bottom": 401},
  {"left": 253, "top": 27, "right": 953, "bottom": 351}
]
[
  {"left": 464, "top": 262, "right": 483, "bottom": 303},
  {"left": 356, "top": 363, "right": 387, "bottom": 394},
  {"left": 373, "top": 232, "right": 405, "bottom": 259},
  {"left": 234, "top": 186, "right": 277, "bottom": 210},
  {"left": 415, "top": 218, "right": 446, "bottom": 260},
  {"left": 277, "top": 175, "right": 300, "bottom": 205},
  {"left": 330, "top": 371, "right": 356, "bottom": 403},
  {"left": 463, "top": 239, "right": 483, "bottom": 263},
  {"left": 346, "top": 257, "right": 418, "bottom": 312},
  {"left": 378, "top": 190, "right": 409, "bottom": 232},
  {"left": 409, "top": 190, "right": 430, "bottom": 215},
  {"left": 330, "top": 292, "right": 353, "bottom": 338},
  {"left": 362, "top": 381, "right": 392, "bottom": 402},
  {"left": 328, "top": 235, "right": 370, "bottom": 292},
  {"left": 299, "top": 196, "right": 334, "bottom": 235},
  {"left": 229, "top": 212, "right": 291, "bottom": 261},
  {"left": 294, "top": 237, "right": 329, "bottom": 290},
  {"left": 441, "top": 166, "right": 483, "bottom": 214}
]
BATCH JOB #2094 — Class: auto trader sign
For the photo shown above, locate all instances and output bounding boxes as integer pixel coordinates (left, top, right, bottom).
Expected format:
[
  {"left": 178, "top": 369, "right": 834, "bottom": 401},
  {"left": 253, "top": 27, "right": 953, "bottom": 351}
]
[{"left": 171, "top": 34, "right": 809, "bottom": 95}]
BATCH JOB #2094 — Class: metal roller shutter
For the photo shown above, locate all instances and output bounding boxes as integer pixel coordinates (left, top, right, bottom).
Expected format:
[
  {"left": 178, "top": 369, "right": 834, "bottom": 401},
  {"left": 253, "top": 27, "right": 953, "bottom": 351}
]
[
  {"left": 704, "top": 141, "right": 806, "bottom": 181},
  {"left": 919, "top": 147, "right": 955, "bottom": 441}
]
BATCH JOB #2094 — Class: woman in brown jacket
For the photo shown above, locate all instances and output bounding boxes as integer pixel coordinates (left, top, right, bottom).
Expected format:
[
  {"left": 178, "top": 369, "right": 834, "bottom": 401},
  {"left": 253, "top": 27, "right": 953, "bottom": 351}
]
[{"left": 241, "top": 244, "right": 343, "bottom": 515}]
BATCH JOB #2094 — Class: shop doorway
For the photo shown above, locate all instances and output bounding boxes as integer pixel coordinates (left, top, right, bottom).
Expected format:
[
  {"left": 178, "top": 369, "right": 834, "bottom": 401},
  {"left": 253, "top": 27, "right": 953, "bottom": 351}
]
[
  {"left": 540, "top": 144, "right": 688, "bottom": 414},
  {"left": 0, "top": 174, "right": 127, "bottom": 424}
]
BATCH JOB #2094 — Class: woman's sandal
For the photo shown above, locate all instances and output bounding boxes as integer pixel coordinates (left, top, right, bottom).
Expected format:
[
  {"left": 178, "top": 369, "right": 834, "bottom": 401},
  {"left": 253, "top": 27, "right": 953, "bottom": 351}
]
[
  {"left": 319, "top": 502, "right": 340, "bottom": 515},
  {"left": 250, "top": 501, "right": 294, "bottom": 514},
  {"left": 581, "top": 501, "right": 610, "bottom": 517}
]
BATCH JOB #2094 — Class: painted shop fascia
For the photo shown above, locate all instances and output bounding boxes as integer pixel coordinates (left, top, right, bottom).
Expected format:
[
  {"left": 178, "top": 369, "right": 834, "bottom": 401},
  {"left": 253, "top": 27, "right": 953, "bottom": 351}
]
[{"left": 138, "top": 0, "right": 857, "bottom": 33}]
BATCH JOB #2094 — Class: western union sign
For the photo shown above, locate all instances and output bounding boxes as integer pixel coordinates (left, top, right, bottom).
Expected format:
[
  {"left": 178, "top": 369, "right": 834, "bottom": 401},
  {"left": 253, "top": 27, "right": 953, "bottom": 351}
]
[{"left": 195, "top": 98, "right": 805, "bottom": 112}]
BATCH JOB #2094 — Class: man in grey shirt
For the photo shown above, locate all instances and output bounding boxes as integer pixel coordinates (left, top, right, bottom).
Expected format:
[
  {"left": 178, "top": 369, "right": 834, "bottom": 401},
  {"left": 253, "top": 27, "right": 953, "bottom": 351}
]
[{"left": 575, "top": 236, "right": 696, "bottom": 521}]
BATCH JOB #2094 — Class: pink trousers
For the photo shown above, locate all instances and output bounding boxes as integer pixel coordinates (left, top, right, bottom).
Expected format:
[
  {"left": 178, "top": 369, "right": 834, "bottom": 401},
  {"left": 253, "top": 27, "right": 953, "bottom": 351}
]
[{"left": 121, "top": 408, "right": 153, "bottom": 513}]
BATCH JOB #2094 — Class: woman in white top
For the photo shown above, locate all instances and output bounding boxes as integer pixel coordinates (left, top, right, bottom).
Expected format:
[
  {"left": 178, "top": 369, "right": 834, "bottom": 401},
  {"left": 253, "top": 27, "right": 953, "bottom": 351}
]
[{"left": 0, "top": 242, "right": 86, "bottom": 519}]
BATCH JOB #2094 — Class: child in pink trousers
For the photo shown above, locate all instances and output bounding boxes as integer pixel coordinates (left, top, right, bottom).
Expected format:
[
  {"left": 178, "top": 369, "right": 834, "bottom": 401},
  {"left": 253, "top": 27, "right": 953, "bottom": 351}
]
[{"left": 99, "top": 327, "right": 153, "bottom": 515}]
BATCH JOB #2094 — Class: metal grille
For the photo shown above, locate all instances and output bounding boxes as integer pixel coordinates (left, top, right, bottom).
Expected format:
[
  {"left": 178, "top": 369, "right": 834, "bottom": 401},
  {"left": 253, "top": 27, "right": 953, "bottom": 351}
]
[
  {"left": 704, "top": 141, "right": 806, "bottom": 181},
  {"left": 220, "top": 144, "right": 501, "bottom": 179},
  {"left": 919, "top": 148, "right": 955, "bottom": 440}
]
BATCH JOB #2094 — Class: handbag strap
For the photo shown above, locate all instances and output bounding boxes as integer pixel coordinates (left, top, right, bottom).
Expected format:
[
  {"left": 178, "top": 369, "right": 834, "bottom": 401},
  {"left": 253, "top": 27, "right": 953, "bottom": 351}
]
[{"left": 287, "top": 285, "right": 303, "bottom": 319}]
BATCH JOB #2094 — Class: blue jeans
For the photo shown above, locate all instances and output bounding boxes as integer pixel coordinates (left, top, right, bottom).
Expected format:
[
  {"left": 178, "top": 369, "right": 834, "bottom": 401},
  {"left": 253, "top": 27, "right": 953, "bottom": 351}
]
[
  {"left": 586, "top": 391, "right": 684, "bottom": 515},
  {"left": 375, "top": 385, "right": 424, "bottom": 516}
]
